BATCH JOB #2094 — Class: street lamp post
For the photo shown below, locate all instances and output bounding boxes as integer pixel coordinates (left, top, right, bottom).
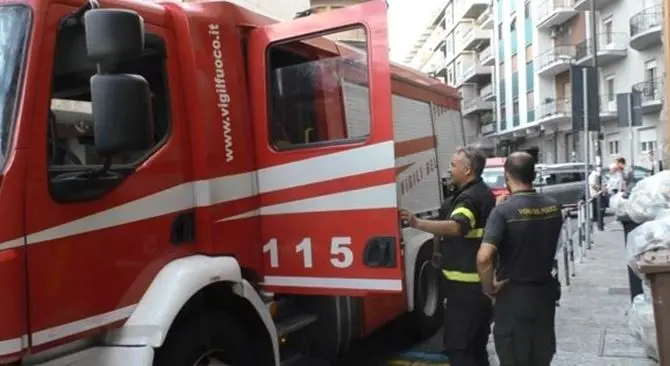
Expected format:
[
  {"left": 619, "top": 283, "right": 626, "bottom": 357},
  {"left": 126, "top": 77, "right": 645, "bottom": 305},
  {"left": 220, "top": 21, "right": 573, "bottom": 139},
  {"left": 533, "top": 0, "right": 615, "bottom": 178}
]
[{"left": 589, "top": 0, "right": 604, "bottom": 229}]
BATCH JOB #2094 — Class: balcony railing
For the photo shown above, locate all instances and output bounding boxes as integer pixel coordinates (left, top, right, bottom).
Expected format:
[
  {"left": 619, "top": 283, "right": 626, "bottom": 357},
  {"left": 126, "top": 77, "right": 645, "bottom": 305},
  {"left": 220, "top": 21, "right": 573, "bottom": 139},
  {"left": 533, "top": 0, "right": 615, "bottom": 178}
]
[
  {"left": 632, "top": 77, "right": 664, "bottom": 105},
  {"left": 536, "top": 45, "right": 576, "bottom": 70},
  {"left": 477, "top": 7, "right": 493, "bottom": 29},
  {"left": 481, "top": 112, "right": 495, "bottom": 124},
  {"left": 538, "top": 98, "right": 571, "bottom": 118},
  {"left": 629, "top": 4, "right": 662, "bottom": 50},
  {"left": 630, "top": 5, "right": 662, "bottom": 39},
  {"left": 575, "top": 32, "right": 627, "bottom": 61},
  {"left": 480, "top": 83, "right": 494, "bottom": 98},
  {"left": 599, "top": 94, "right": 617, "bottom": 115},
  {"left": 479, "top": 46, "right": 492, "bottom": 62},
  {"left": 536, "top": 0, "right": 577, "bottom": 28}
]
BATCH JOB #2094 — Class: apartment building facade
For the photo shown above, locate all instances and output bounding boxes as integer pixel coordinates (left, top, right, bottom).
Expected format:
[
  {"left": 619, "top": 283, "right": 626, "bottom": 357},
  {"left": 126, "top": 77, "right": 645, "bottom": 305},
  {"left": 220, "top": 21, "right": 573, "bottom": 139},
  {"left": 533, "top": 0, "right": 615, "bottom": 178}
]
[
  {"left": 404, "top": 0, "right": 495, "bottom": 146},
  {"left": 491, "top": 0, "right": 663, "bottom": 166}
]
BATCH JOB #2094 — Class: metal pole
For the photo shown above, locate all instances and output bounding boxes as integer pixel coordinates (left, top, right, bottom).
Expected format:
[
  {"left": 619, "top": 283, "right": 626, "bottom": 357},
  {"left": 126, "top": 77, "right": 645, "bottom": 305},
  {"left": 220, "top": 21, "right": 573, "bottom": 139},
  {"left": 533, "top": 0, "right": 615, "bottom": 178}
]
[
  {"left": 627, "top": 94, "right": 635, "bottom": 168},
  {"left": 583, "top": 67, "right": 592, "bottom": 252},
  {"left": 589, "top": 0, "right": 603, "bottom": 230}
]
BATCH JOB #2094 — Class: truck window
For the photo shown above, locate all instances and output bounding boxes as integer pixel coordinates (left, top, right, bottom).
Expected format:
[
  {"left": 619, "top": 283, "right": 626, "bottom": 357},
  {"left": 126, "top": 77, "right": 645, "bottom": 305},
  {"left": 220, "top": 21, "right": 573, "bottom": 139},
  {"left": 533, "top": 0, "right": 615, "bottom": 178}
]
[
  {"left": 266, "top": 26, "right": 370, "bottom": 149},
  {"left": 0, "top": 6, "right": 29, "bottom": 170},
  {"left": 48, "top": 28, "right": 169, "bottom": 169}
]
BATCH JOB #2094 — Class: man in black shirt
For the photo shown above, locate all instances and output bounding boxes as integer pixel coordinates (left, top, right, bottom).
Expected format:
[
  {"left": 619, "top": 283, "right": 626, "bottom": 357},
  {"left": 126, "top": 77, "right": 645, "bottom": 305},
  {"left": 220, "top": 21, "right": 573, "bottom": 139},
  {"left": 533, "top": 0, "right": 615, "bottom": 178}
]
[
  {"left": 400, "top": 146, "right": 495, "bottom": 366},
  {"left": 475, "top": 152, "right": 564, "bottom": 366}
]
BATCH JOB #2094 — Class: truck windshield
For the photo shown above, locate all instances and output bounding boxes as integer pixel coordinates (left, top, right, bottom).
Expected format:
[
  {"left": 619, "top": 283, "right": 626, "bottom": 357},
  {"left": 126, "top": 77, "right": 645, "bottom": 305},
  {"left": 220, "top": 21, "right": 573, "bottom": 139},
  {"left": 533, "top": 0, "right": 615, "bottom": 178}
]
[{"left": 0, "top": 5, "right": 30, "bottom": 168}]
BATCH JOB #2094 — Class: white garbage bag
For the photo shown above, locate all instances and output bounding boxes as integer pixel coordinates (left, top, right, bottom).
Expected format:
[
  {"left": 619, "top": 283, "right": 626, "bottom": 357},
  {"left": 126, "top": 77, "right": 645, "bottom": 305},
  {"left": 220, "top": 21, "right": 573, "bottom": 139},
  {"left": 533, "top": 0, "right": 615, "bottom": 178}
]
[
  {"left": 626, "top": 171, "right": 670, "bottom": 223},
  {"left": 643, "top": 279, "right": 653, "bottom": 303},
  {"left": 628, "top": 294, "right": 645, "bottom": 340},
  {"left": 627, "top": 217, "right": 670, "bottom": 277},
  {"left": 628, "top": 294, "right": 659, "bottom": 361},
  {"left": 609, "top": 192, "right": 628, "bottom": 218}
]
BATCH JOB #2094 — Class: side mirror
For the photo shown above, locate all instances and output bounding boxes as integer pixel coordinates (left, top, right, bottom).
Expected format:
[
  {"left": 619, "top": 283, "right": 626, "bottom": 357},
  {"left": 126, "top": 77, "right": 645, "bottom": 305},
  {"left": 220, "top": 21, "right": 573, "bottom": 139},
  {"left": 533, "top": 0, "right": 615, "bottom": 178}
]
[
  {"left": 90, "top": 74, "right": 153, "bottom": 156},
  {"left": 84, "top": 8, "right": 152, "bottom": 158},
  {"left": 84, "top": 9, "right": 145, "bottom": 62}
]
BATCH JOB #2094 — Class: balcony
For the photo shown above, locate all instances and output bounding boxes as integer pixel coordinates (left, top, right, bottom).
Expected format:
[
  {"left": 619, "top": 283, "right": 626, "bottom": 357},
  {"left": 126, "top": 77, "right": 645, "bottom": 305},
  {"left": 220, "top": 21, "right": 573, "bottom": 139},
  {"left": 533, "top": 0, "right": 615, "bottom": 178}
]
[
  {"left": 462, "top": 97, "right": 494, "bottom": 117},
  {"left": 479, "top": 45, "right": 494, "bottom": 66},
  {"left": 536, "top": 98, "right": 571, "bottom": 125},
  {"left": 599, "top": 94, "right": 617, "bottom": 121},
  {"left": 629, "top": 5, "right": 662, "bottom": 51},
  {"left": 425, "top": 49, "right": 446, "bottom": 73},
  {"left": 480, "top": 83, "right": 495, "bottom": 101},
  {"left": 536, "top": 0, "right": 577, "bottom": 30},
  {"left": 573, "top": 0, "right": 618, "bottom": 11},
  {"left": 458, "top": 63, "right": 492, "bottom": 86},
  {"left": 632, "top": 78, "right": 664, "bottom": 114},
  {"left": 480, "top": 113, "right": 497, "bottom": 135},
  {"left": 460, "top": 0, "right": 490, "bottom": 19},
  {"left": 575, "top": 33, "right": 627, "bottom": 67},
  {"left": 477, "top": 6, "right": 494, "bottom": 30},
  {"left": 536, "top": 45, "right": 575, "bottom": 77},
  {"left": 462, "top": 24, "right": 492, "bottom": 51}
]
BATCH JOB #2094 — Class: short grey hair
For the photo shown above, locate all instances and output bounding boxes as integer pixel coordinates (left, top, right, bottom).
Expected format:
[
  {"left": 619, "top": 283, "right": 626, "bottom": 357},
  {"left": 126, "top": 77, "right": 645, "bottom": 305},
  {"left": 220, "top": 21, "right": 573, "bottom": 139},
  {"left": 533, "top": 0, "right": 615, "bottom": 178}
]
[{"left": 456, "top": 145, "right": 487, "bottom": 177}]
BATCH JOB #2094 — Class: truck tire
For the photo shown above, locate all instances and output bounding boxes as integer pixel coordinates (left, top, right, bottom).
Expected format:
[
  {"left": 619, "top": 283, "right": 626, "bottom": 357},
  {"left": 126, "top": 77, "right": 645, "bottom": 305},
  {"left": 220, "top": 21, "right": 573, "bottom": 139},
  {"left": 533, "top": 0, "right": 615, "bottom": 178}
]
[
  {"left": 300, "top": 296, "right": 360, "bottom": 362},
  {"left": 409, "top": 242, "right": 443, "bottom": 340},
  {"left": 154, "top": 311, "right": 267, "bottom": 366}
]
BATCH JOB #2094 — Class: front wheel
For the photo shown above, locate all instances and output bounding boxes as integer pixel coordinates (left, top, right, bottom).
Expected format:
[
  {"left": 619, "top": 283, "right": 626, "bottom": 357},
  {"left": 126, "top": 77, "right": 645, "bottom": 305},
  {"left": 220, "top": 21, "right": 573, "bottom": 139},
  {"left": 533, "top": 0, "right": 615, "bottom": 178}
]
[{"left": 154, "top": 311, "right": 267, "bottom": 366}]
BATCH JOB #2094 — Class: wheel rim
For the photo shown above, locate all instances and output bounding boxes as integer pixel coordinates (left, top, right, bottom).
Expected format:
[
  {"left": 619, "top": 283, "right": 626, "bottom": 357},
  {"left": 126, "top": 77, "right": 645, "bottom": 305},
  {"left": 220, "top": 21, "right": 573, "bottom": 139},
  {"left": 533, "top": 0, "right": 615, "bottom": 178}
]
[
  {"left": 417, "top": 260, "right": 439, "bottom": 316},
  {"left": 194, "top": 349, "right": 232, "bottom": 366}
]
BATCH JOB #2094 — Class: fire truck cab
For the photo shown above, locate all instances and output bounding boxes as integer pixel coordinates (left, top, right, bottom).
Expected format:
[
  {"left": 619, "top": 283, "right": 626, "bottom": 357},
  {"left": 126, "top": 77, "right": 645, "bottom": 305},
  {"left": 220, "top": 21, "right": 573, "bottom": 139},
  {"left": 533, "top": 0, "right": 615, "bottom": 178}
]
[{"left": 0, "top": 0, "right": 464, "bottom": 364}]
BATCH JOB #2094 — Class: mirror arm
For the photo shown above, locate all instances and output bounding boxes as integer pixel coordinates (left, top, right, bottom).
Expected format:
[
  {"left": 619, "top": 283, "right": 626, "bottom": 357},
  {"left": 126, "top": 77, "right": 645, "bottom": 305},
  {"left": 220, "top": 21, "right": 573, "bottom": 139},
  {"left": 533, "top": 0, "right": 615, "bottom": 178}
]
[
  {"left": 86, "top": 156, "right": 112, "bottom": 179},
  {"left": 60, "top": 0, "right": 100, "bottom": 29}
]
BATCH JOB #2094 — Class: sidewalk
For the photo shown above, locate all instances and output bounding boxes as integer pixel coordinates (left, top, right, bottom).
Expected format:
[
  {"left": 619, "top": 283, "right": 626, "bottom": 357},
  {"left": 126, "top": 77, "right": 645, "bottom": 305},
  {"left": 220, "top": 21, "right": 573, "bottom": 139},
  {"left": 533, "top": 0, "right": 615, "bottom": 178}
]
[{"left": 541, "top": 221, "right": 657, "bottom": 366}]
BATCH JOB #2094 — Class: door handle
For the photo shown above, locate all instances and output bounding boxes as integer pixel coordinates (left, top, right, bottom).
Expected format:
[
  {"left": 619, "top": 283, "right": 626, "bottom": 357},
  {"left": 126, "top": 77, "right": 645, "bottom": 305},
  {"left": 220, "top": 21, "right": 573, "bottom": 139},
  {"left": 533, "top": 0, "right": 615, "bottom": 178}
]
[{"left": 363, "top": 236, "right": 397, "bottom": 268}]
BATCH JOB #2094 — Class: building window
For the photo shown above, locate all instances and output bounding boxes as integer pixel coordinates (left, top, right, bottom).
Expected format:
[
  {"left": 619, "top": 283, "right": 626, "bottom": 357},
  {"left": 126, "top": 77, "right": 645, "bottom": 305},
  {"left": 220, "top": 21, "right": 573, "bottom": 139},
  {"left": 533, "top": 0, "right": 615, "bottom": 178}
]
[
  {"left": 527, "top": 91, "right": 534, "bottom": 108},
  {"left": 605, "top": 75, "right": 615, "bottom": 101},
  {"left": 499, "top": 62, "right": 505, "bottom": 76},
  {"left": 641, "top": 140, "right": 657, "bottom": 153},
  {"left": 603, "top": 16, "right": 613, "bottom": 44},
  {"left": 510, "top": 18, "right": 516, "bottom": 31},
  {"left": 498, "top": 23, "right": 503, "bottom": 39},
  {"left": 511, "top": 54, "right": 517, "bottom": 72},
  {"left": 646, "top": 59, "right": 657, "bottom": 81},
  {"left": 525, "top": 45, "right": 533, "bottom": 62},
  {"left": 608, "top": 140, "right": 620, "bottom": 155},
  {"left": 501, "top": 104, "right": 506, "bottom": 118},
  {"left": 512, "top": 99, "right": 519, "bottom": 116},
  {"left": 524, "top": 1, "right": 530, "bottom": 18}
]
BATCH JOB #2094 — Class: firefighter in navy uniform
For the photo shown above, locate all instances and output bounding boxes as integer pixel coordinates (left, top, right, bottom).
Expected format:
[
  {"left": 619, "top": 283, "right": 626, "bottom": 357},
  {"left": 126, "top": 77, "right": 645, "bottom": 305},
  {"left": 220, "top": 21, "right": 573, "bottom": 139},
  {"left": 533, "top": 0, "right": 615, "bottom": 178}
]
[
  {"left": 400, "top": 146, "right": 495, "bottom": 366},
  {"left": 476, "top": 152, "right": 564, "bottom": 366}
]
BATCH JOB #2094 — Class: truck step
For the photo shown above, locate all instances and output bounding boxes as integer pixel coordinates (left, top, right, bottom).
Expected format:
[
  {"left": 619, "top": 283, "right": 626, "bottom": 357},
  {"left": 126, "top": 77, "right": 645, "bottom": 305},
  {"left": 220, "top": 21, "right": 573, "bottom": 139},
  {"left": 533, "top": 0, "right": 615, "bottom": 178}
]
[
  {"left": 280, "top": 354, "right": 330, "bottom": 366},
  {"left": 276, "top": 313, "right": 318, "bottom": 338}
]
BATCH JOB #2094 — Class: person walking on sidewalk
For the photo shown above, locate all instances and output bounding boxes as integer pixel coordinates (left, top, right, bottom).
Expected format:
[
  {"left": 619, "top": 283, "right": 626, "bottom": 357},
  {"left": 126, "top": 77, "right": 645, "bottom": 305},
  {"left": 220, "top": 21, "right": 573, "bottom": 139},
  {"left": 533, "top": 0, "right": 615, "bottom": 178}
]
[
  {"left": 588, "top": 165, "right": 605, "bottom": 231},
  {"left": 400, "top": 146, "right": 495, "bottom": 366},
  {"left": 475, "top": 152, "right": 564, "bottom": 366}
]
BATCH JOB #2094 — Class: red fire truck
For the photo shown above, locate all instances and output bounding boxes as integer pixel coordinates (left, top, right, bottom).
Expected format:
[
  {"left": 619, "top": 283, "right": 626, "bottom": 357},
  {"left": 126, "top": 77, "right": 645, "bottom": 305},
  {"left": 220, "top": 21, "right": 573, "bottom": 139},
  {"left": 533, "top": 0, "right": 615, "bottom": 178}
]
[{"left": 0, "top": 0, "right": 465, "bottom": 364}]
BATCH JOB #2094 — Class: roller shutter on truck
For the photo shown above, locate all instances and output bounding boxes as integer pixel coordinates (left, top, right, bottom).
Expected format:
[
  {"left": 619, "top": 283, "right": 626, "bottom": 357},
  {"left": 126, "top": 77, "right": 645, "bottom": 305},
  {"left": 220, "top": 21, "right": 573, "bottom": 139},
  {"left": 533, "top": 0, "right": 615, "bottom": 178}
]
[{"left": 342, "top": 82, "right": 465, "bottom": 216}]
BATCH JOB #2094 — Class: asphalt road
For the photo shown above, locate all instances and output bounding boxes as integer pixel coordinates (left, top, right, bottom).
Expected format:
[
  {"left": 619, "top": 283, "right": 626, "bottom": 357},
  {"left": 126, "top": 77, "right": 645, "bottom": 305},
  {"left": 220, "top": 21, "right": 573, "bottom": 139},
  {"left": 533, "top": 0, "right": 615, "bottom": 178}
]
[{"left": 337, "top": 318, "right": 447, "bottom": 366}]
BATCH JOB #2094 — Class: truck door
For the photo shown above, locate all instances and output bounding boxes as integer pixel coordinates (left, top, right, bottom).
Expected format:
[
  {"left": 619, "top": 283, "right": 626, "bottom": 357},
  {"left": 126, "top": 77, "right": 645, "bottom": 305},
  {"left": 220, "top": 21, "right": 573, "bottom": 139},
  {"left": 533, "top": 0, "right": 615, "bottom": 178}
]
[{"left": 247, "top": 0, "right": 402, "bottom": 295}]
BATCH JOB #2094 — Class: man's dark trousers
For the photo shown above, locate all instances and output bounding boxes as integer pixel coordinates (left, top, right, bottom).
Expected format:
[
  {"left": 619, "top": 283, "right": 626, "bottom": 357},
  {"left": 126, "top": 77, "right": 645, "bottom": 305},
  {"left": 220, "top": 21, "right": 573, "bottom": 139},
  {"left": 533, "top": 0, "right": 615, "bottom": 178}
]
[
  {"left": 492, "top": 282, "right": 559, "bottom": 366},
  {"left": 443, "top": 280, "right": 492, "bottom": 366},
  {"left": 590, "top": 195, "right": 605, "bottom": 231}
]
